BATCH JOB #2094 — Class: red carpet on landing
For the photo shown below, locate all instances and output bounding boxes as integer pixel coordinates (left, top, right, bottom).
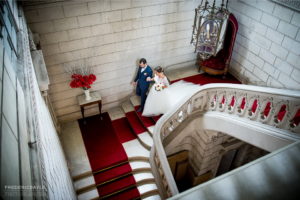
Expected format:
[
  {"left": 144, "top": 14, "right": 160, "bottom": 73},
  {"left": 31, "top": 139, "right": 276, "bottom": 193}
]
[
  {"left": 78, "top": 113, "right": 128, "bottom": 172},
  {"left": 78, "top": 113, "right": 140, "bottom": 199},
  {"left": 171, "top": 73, "right": 241, "bottom": 85}
]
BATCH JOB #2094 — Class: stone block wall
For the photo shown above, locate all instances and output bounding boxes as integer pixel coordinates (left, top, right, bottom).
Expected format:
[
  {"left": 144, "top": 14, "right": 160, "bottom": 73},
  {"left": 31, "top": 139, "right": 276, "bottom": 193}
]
[
  {"left": 23, "top": 0, "right": 199, "bottom": 122},
  {"left": 228, "top": 0, "right": 300, "bottom": 90}
]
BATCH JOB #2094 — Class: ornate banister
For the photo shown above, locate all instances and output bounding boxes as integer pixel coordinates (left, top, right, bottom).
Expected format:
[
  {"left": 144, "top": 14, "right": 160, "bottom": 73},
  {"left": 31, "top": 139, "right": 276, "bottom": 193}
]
[{"left": 150, "top": 83, "right": 300, "bottom": 198}]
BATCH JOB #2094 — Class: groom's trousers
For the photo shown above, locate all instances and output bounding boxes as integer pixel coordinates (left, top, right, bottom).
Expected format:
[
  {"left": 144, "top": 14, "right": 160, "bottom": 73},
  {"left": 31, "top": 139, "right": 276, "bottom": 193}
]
[{"left": 136, "top": 85, "right": 147, "bottom": 110}]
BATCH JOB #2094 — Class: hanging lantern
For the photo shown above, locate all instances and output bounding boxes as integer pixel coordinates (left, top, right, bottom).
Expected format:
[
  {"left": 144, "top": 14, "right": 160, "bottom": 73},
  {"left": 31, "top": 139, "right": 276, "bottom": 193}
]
[{"left": 191, "top": 0, "right": 230, "bottom": 60}]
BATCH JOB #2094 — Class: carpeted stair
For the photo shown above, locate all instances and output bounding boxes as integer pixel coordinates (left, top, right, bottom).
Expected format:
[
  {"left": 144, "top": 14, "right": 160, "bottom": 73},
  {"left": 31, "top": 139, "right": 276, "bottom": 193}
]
[
  {"left": 93, "top": 163, "right": 132, "bottom": 186},
  {"left": 134, "top": 105, "right": 156, "bottom": 129},
  {"left": 112, "top": 117, "right": 137, "bottom": 143},
  {"left": 78, "top": 113, "right": 128, "bottom": 172},
  {"left": 125, "top": 111, "right": 148, "bottom": 134},
  {"left": 97, "top": 174, "right": 138, "bottom": 199},
  {"left": 78, "top": 113, "right": 141, "bottom": 199},
  {"left": 105, "top": 187, "right": 140, "bottom": 200}
]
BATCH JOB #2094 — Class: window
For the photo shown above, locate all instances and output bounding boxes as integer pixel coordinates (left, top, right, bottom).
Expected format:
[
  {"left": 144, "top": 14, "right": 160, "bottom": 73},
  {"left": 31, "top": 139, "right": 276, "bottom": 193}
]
[{"left": 0, "top": 0, "right": 19, "bottom": 58}]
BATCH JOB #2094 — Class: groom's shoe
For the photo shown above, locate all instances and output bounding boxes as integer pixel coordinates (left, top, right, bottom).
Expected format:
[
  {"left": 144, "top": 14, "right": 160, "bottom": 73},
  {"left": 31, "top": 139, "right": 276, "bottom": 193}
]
[{"left": 137, "top": 107, "right": 143, "bottom": 112}]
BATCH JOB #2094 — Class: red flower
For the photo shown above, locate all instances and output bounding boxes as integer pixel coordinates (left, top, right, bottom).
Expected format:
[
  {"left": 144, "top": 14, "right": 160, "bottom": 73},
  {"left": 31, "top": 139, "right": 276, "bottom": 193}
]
[
  {"left": 89, "top": 74, "right": 96, "bottom": 82},
  {"left": 69, "top": 73, "right": 97, "bottom": 89}
]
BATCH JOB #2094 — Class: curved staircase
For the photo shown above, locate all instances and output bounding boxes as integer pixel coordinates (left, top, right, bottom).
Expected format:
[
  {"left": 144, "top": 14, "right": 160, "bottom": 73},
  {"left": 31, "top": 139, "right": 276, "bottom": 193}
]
[{"left": 73, "top": 72, "right": 261, "bottom": 200}]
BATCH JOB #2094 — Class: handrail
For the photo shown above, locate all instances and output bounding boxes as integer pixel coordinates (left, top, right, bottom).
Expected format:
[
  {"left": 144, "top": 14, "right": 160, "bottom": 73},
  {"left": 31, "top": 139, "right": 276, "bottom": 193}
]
[{"left": 150, "top": 83, "right": 300, "bottom": 198}]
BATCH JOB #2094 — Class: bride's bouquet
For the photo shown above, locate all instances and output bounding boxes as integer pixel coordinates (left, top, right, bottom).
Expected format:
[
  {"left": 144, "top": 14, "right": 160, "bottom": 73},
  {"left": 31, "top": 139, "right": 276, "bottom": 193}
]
[{"left": 154, "top": 83, "right": 165, "bottom": 91}]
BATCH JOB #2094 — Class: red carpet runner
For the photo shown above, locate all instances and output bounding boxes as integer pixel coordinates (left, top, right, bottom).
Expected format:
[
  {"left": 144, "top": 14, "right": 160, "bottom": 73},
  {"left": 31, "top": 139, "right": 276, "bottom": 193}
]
[
  {"left": 78, "top": 113, "right": 128, "bottom": 171},
  {"left": 171, "top": 73, "right": 241, "bottom": 85},
  {"left": 78, "top": 113, "right": 140, "bottom": 199},
  {"left": 125, "top": 111, "right": 148, "bottom": 134},
  {"left": 112, "top": 117, "right": 137, "bottom": 143}
]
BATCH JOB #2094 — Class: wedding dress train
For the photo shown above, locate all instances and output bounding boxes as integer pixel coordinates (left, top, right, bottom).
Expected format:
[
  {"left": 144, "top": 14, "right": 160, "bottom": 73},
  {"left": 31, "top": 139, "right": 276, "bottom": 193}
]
[{"left": 142, "top": 76, "right": 201, "bottom": 116}]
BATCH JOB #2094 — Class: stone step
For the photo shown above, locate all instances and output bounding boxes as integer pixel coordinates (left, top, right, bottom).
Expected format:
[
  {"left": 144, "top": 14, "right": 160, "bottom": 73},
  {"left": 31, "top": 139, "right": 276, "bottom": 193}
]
[
  {"left": 77, "top": 188, "right": 98, "bottom": 200},
  {"left": 138, "top": 183, "right": 159, "bottom": 196},
  {"left": 122, "top": 101, "right": 153, "bottom": 148},
  {"left": 107, "top": 106, "right": 125, "bottom": 121},
  {"left": 130, "top": 95, "right": 141, "bottom": 107},
  {"left": 133, "top": 172, "right": 155, "bottom": 182},
  {"left": 121, "top": 100, "right": 135, "bottom": 113},
  {"left": 143, "top": 194, "right": 161, "bottom": 200},
  {"left": 122, "top": 139, "right": 150, "bottom": 158},
  {"left": 74, "top": 175, "right": 95, "bottom": 191},
  {"left": 138, "top": 132, "right": 153, "bottom": 147},
  {"left": 129, "top": 161, "right": 151, "bottom": 170}
]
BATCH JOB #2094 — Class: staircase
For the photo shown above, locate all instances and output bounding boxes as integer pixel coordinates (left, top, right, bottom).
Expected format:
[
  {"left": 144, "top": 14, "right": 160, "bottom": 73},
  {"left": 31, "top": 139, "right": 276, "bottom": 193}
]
[
  {"left": 73, "top": 95, "right": 161, "bottom": 200},
  {"left": 118, "top": 95, "right": 163, "bottom": 199},
  {"left": 72, "top": 71, "right": 245, "bottom": 199}
]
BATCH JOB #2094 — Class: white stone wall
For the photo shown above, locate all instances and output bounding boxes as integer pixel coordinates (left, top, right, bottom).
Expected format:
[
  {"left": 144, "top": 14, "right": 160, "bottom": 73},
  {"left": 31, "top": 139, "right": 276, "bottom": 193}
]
[
  {"left": 20, "top": 8, "right": 78, "bottom": 199},
  {"left": 228, "top": 0, "right": 300, "bottom": 90},
  {"left": 0, "top": 4, "right": 76, "bottom": 198},
  {"left": 24, "top": 0, "right": 199, "bottom": 122}
]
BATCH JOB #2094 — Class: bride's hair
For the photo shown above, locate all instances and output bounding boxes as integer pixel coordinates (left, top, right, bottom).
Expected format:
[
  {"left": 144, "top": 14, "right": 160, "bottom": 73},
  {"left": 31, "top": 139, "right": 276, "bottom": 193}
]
[{"left": 154, "top": 66, "right": 164, "bottom": 73}]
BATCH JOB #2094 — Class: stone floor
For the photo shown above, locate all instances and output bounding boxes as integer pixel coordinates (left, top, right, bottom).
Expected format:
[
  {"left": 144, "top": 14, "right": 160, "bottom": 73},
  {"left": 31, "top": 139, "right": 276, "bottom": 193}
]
[{"left": 59, "top": 65, "right": 199, "bottom": 199}]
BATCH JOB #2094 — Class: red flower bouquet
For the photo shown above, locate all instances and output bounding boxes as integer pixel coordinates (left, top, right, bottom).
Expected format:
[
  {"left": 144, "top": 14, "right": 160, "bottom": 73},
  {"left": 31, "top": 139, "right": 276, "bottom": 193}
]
[{"left": 70, "top": 73, "right": 96, "bottom": 90}]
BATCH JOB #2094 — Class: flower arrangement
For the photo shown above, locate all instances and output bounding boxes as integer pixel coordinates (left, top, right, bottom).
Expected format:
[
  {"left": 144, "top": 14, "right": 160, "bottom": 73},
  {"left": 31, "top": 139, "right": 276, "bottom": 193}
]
[
  {"left": 70, "top": 73, "right": 96, "bottom": 90},
  {"left": 154, "top": 83, "right": 165, "bottom": 91},
  {"left": 66, "top": 64, "right": 96, "bottom": 90}
]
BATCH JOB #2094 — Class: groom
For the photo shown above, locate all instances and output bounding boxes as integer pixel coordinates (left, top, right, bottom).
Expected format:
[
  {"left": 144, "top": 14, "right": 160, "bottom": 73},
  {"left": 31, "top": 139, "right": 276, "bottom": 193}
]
[{"left": 132, "top": 58, "right": 153, "bottom": 112}]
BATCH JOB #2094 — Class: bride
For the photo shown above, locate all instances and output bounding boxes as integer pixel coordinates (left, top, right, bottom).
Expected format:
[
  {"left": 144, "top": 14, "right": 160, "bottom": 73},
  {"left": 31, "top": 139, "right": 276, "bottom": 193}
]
[{"left": 142, "top": 66, "right": 201, "bottom": 117}]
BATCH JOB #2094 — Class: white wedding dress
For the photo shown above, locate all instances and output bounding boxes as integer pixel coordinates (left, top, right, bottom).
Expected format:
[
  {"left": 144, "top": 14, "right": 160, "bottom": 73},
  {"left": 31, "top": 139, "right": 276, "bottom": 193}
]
[{"left": 142, "top": 75, "right": 201, "bottom": 116}]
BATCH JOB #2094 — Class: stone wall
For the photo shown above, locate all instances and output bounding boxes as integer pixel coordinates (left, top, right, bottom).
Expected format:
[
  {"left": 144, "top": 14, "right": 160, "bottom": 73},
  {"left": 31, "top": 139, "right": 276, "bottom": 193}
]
[
  {"left": 164, "top": 119, "right": 231, "bottom": 176},
  {"left": 1, "top": 2, "right": 76, "bottom": 198},
  {"left": 228, "top": 0, "right": 300, "bottom": 90},
  {"left": 23, "top": 0, "right": 199, "bottom": 122}
]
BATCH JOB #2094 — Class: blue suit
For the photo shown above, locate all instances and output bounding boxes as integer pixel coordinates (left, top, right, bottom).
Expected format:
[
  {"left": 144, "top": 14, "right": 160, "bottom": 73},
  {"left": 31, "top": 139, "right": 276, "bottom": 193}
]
[{"left": 134, "top": 66, "right": 153, "bottom": 110}]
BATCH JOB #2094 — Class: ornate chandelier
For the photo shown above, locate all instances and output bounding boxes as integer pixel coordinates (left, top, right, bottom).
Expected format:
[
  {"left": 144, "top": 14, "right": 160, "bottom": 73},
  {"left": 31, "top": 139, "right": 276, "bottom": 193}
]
[{"left": 191, "top": 0, "right": 230, "bottom": 60}]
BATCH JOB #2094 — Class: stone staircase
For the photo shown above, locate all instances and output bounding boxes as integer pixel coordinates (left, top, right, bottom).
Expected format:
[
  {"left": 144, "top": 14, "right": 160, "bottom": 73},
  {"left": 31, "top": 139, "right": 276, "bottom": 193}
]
[
  {"left": 72, "top": 95, "right": 161, "bottom": 200},
  {"left": 72, "top": 67, "right": 202, "bottom": 199},
  {"left": 118, "top": 95, "right": 162, "bottom": 199}
]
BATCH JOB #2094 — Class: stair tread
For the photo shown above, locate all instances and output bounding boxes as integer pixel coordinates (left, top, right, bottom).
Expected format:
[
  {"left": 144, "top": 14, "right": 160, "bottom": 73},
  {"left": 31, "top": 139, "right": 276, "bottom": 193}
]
[
  {"left": 105, "top": 186, "right": 140, "bottom": 200},
  {"left": 122, "top": 101, "right": 135, "bottom": 113},
  {"left": 130, "top": 96, "right": 141, "bottom": 107},
  {"left": 112, "top": 117, "right": 137, "bottom": 143},
  {"left": 138, "top": 183, "right": 158, "bottom": 195},
  {"left": 74, "top": 176, "right": 95, "bottom": 190},
  {"left": 77, "top": 188, "right": 98, "bottom": 200},
  {"left": 133, "top": 172, "right": 154, "bottom": 182},
  {"left": 138, "top": 132, "right": 153, "bottom": 147},
  {"left": 134, "top": 106, "right": 155, "bottom": 127},
  {"left": 130, "top": 161, "right": 151, "bottom": 170},
  {"left": 98, "top": 174, "right": 136, "bottom": 196},
  {"left": 123, "top": 139, "right": 150, "bottom": 158},
  {"left": 143, "top": 194, "right": 161, "bottom": 200},
  {"left": 126, "top": 111, "right": 147, "bottom": 134},
  {"left": 94, "top": 163, "right": 132, "bottom": 185}
]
